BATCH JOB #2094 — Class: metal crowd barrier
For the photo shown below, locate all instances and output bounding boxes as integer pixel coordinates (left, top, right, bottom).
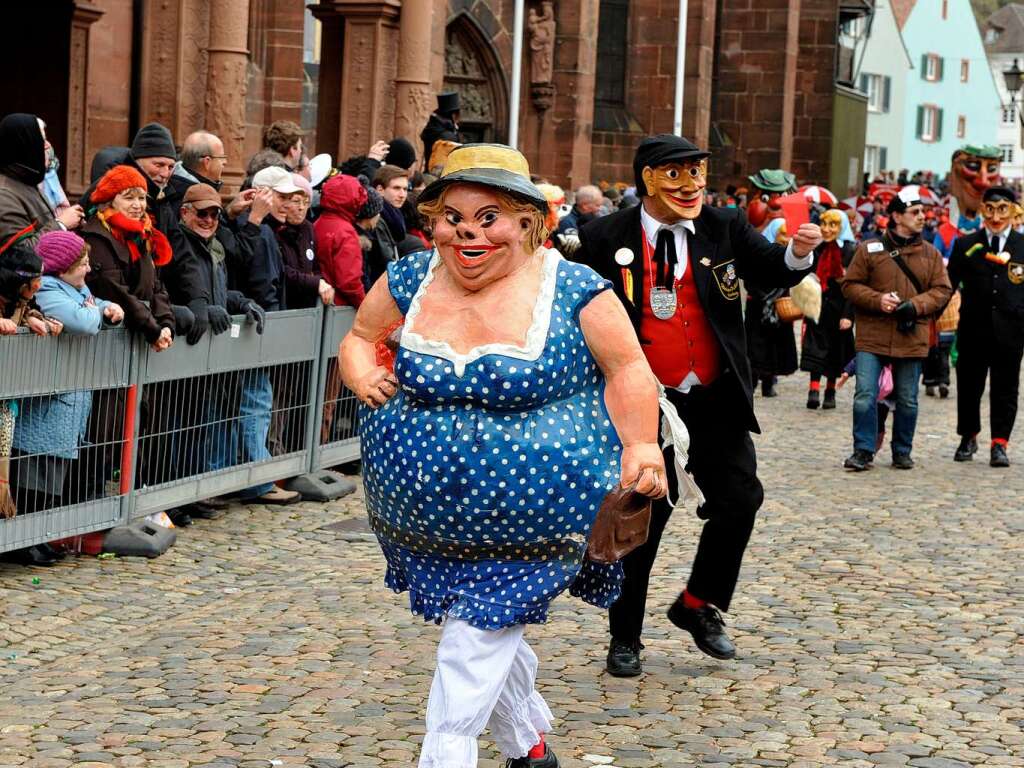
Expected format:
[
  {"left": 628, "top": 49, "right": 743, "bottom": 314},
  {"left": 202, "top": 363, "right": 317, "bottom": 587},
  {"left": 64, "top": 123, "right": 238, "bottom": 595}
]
[{"left": 0, "top": 304, "right": 361, "bottom": 554}]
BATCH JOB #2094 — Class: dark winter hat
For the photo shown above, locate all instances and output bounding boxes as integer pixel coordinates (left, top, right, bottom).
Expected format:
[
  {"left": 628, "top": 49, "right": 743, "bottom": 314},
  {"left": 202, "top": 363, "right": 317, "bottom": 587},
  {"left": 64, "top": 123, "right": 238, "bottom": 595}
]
[
  {"left": 418, "top": 143, "right": 547, "bottom": 213},
  {"left": 436, "top": 91, "right": 461, "bottom": 116},
  {"left": 0, "top": 241, "right": 43, "bottom": 299},
  {"left": 37, "top": 231, "right": 87, "bottom": 276},
  {"left": 130, "top": 122, "right": 176, "bottom": 160},
  {"left": 633, "top": 134, "right": 711, "bottom": 195},
  {"left": 385, "top": 138, "right": 417, "bottom": 170},
  {"left": 0, "top": 113, "right": 47, "bottom": 186},
  {"left": 982, "top": 185, "right": 1018, "bottom": 204},
  {"left": 358, "top": 185, "right": 384, "bottom": 220}
]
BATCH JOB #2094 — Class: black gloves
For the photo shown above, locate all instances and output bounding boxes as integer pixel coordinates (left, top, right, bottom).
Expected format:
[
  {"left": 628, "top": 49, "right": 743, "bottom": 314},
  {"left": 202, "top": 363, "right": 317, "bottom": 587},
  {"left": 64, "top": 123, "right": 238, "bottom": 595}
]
[
  {"left": 186, "top": 299, "right": 211, "bottom": 345},
  {"left": 895, "top": 300, "right": 917, "bottom": 333},
  {"left": 242, "top": 300, "right": 266, "bottom": 335},
  {"left": 207, "top": 304, "right": 232, "bottom": 336},
  {"left": 172, "top": 304, "right": 195, "bottom": 336}
]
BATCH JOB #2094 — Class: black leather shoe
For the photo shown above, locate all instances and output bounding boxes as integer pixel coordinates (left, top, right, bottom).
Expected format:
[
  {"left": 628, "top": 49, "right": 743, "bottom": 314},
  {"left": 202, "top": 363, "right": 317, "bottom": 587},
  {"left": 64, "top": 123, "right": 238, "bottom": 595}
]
[
  {"left": 806, "top": 389, "right": 820, "bottom": 409},
  {"left": 168, "top": 509, "right": 193, "bottom": 527},
  {"left": 761, "top": 379, "right": 777, "bottom": 397},
  {"left": 843, "top": 450, "right": 874, "bottom": 471},
  {"left": 37, "top": 542, "right": 66, "bottom": 560},
  {"left": 891, "top": 453, "right": 915, "bottom": 470},
  {"left": 667, "top": 600, "right": 736, "bottom": 660},
  {"left": 506, "top": 744, "right": 559, "bottom": 768},
  {"left": 4, "top": 545, "right": 58, "bottom": 567},
  {"left": 822, "top": 389, "right": 836, "bottom": 409},
  {"left": 925, "top": 385, "right": 936, "bottom": 397},
  {"left": 991, "top": 443, "right": 1010, "bottom": 467},
  {"left": 954, "top": 437, "right": 978, "bottom": 462},
  {"left": 939, "top": 385, "right": 949, "bottom": 399},
  {"left": 185, "top": 500, "right": 225, "bottom": 520},
  {"left": 606, "top": 638, "right": 643, "bottom": 677}
]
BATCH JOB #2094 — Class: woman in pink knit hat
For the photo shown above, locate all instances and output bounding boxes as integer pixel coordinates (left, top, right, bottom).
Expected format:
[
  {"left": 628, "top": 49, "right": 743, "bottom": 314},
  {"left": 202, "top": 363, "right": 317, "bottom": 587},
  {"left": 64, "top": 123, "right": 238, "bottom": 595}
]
[{"left": 9, "top": 231, "right": 125, "bottom": 524}]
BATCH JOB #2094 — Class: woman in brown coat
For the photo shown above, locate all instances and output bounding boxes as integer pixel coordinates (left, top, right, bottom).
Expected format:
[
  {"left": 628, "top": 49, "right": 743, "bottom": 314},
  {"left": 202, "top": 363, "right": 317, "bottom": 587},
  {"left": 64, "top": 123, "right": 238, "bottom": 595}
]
[{"left": 81, "top": 165, "right": 175, "bottom": 349}]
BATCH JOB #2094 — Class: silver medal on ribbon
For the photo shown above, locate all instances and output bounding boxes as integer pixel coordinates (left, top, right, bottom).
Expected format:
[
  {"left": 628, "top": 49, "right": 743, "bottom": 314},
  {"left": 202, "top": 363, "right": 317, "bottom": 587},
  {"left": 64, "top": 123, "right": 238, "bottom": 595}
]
[{"left": 649, "top": 287, "right": 677, "bottom": 320}]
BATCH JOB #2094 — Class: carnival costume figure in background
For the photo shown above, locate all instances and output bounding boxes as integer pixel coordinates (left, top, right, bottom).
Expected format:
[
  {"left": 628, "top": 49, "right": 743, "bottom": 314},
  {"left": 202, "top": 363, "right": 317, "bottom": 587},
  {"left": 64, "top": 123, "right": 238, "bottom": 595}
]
[
  {"left": 420, "top": 92, "right": 462, "bottom": 174},
  {"left": 574, "top": 135, "right": 822, "bottom": 675},
  {"left": 340, "top": 144, "right": 668, "bottom": 768},
  {"left": 801, "top": 209, "right": 855, "bottom": 410},
  {"left": 745, "top": 168, "right": 795, "bottom": 232},
  {"left": 744, "top": 169, "right": 799, "bottom": 396},
  {"left": 933, "top": 145, "right": 1002, "bottom": 259},
  {"left": 948, "top": 186, "right": 1024, "bottom": 468}
]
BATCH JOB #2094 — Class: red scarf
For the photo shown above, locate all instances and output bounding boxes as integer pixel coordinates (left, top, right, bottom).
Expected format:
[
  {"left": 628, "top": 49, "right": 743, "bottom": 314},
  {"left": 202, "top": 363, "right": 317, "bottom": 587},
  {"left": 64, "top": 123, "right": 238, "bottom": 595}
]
[
  {"left": 816, "top": 241, "right": 844, "bottom": 287},
  {"left": 99, "top": 210, "right": 172, "bottom": 267}
]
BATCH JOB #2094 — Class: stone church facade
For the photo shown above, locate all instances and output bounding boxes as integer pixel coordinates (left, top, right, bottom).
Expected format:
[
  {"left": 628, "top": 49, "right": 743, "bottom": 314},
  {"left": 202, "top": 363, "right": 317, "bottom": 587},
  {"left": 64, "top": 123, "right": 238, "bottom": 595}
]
[{"left": 6, "top": 0, "right": 869, "bottom": 197}]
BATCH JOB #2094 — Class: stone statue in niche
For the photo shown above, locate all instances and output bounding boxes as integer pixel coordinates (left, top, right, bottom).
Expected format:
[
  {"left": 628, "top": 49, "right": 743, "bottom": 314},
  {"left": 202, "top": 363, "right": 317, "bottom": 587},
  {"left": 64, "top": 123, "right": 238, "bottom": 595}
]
[{"left": 528, "top": 0, "right": 555, "bottom": 86}]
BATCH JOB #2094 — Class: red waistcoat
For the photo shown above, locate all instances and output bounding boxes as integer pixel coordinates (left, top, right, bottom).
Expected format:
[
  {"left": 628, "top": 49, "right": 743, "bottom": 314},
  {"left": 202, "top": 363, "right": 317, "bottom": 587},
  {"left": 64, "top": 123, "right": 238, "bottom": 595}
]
[{"left": 639, "top": 246, "right": 721, "bottom": 388}]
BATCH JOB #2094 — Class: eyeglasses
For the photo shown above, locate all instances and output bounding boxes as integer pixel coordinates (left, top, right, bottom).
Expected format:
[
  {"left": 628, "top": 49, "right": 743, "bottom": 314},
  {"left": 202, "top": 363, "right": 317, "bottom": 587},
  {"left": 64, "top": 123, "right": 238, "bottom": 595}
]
[
  {"left": 204, "top": 155, "right": 228, "bottom": 161},
  {"left": 193, "top": 207, "right": 222, "bottom": 221}
]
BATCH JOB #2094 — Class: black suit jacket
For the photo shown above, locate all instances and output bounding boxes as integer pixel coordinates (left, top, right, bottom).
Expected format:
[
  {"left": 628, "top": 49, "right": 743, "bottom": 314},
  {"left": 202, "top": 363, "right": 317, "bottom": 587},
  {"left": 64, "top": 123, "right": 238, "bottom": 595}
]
[
  {"left": 574, "top": 204, "right": 814, "bottom": 433},
  {"left": 947, "top": 228, "right": 1024, "bottom": 349}
]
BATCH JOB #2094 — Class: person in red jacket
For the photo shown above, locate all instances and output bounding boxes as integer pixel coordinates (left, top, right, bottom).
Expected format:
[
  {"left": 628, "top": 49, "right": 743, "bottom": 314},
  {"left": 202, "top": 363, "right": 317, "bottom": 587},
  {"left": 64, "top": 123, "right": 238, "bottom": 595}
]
[{"left": 314, "top": 174, "right": 368, "bottom": 307}]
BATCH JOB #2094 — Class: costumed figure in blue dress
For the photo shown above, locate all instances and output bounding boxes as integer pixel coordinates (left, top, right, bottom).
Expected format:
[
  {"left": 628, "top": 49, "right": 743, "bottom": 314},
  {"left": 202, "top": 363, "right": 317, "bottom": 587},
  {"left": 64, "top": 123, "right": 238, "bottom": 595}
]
[{"left": 339, "top": 144, "right": 667, "bottom": 768}]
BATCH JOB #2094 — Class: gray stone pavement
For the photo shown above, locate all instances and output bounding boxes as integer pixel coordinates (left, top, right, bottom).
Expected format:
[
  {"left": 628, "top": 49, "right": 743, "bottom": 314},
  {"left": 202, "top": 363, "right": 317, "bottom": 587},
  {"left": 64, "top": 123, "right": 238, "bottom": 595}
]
[{"left": 1, "top": 374, "right": 1022, "bottom": 768}]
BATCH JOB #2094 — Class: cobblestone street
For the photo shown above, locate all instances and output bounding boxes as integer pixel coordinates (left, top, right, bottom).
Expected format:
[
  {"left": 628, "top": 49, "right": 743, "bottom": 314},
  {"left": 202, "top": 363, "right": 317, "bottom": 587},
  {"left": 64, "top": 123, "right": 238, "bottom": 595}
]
[{"left": 1, "top": 375, "right": 1022, "bottom": 768}]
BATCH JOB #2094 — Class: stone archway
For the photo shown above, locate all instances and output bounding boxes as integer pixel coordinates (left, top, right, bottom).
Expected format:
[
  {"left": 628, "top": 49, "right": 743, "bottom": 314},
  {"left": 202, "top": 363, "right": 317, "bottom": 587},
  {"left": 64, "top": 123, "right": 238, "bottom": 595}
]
[{"left": 444, "top": 13, "right": 508, "bottom": 144}]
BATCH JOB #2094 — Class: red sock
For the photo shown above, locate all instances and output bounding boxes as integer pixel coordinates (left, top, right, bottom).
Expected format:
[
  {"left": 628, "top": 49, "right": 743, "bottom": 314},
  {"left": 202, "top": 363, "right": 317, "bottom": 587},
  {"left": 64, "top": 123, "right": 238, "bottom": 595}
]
[
  {"left": 528, "top": 734, "right": 545, "bottom": 759},
  {"left": 992, "top": 438, "right": 1008, "bottom": 447},
  {"left": 808, "top": 379, "right": 821, "bottom": 391},
  {"left": 682, "top": 589, "right": 707, "bottom": 610}
]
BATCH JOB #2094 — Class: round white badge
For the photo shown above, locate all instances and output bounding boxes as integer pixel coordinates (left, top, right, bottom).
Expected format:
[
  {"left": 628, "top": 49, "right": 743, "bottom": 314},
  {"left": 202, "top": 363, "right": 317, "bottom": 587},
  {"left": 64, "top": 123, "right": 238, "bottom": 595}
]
[
  {"left": 614, "top": 247, "right": 634, "bottom": 266},
  {"left": 306, "top": 248, "right": 315, "bottom": 261}
]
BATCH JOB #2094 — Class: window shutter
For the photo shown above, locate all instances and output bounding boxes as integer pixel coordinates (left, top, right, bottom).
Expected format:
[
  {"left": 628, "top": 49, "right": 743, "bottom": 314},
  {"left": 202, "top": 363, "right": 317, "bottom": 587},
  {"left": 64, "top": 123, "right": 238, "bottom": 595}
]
[
  {"left": 916, "top": 105, "right": 924, "bottom": 138},
  {"left": 936, "top": 108, "right": 944, "bottom": 141},
  {"left": 938, "top": 57, "right": 944, "bottom": 81},
  {"left": 860, "top": 73, "right": 867, "bottom": 92},
  {"left": 883, "top": 77, "right": 891, "bottom": 112},
  {"left": 921, "top": 54, "right": 928, "bottom": 78},
  {"left": 880, "top": 147, "right": 888, "bottom": 170}
]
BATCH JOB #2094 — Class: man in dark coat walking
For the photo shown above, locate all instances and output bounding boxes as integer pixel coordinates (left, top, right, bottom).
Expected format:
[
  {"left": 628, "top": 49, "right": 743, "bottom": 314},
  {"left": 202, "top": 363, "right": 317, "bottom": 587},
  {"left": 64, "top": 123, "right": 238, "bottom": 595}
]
[
  {"left": 948, "top": 186, "right": 1024, "bottom": 467},
  {"left": 573, "top": 135, "right": 821, "bottom": 676}
]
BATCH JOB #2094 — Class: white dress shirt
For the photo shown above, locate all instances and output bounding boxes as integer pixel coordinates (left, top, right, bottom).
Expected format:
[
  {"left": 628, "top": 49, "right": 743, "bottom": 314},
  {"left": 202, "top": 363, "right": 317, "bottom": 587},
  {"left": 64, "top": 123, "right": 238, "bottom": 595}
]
[
  {"left": 983, "top": 227, "right": 1008, "bottom": 253},
  {"left": 637, "top": 204, "right": 811, "bottom": 392}
]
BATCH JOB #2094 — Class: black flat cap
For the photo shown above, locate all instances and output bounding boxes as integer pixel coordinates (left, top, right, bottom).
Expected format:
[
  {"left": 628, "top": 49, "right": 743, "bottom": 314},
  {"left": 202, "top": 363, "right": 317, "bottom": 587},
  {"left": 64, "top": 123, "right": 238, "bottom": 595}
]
[
  {"left": 983, "top": 185, "right": 1018, "bottom": 204},
  {"left": 633, "top": 134, "right": 711, "bottom": 195}
]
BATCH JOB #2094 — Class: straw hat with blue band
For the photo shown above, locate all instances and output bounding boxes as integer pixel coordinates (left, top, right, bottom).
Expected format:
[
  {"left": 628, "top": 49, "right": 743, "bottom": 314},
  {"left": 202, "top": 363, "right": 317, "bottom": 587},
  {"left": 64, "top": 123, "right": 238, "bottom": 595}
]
[{"left": 418, "top": 143, "right": 548, "bottom": 213}]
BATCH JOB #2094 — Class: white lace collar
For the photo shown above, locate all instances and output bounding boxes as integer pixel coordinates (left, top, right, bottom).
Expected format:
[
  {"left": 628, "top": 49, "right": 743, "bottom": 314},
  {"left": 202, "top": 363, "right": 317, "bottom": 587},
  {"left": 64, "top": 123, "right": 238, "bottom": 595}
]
[{"left": 401, "top": 247, "right": 561, "bottom": 377}]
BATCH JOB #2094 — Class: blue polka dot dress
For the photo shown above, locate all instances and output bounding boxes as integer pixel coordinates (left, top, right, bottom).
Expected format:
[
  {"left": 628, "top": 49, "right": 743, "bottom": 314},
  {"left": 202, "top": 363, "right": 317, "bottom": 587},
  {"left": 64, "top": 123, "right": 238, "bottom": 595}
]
[{"left": 360, "top": 248, "right": 624, "bottom": 630}]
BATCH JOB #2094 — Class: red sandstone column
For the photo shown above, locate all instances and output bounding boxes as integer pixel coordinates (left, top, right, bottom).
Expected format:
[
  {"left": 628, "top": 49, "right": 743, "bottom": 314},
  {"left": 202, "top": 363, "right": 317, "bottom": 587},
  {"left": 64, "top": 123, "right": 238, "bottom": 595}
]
[
  {"left": 394, "top": 0, "right": 436, "bottom": 160},
  {"left": 205, "top": 0, "right": 251, "bottom": 191}
]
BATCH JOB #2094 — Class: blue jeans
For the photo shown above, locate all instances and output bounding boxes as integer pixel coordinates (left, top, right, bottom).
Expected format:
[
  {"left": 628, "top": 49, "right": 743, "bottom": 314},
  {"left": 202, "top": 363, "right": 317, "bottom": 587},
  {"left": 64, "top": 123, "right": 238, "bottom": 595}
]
[
  {"left": 237, "top": 369, "right": 274, "bottom": 497},
  {"left": 852, "top": 351, "right": 922, "bottom": 457}
]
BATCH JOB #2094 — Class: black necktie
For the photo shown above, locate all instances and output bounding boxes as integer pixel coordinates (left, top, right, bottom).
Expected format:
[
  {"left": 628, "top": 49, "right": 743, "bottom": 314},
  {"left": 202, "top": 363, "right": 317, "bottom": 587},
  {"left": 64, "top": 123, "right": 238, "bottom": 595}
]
[
  {"left": 992, "top": 232, "right": 1001, "bottom": 253},
  {"left": 654, "top": 228, "right": 677, "bottom": 288}
]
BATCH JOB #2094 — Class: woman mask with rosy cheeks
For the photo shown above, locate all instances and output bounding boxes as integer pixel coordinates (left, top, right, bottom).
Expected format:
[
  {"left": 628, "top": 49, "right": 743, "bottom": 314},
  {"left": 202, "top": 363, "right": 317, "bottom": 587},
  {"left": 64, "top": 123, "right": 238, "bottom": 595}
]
[{"left": 431, "top": 184, "right": 537, "bottom": 292}]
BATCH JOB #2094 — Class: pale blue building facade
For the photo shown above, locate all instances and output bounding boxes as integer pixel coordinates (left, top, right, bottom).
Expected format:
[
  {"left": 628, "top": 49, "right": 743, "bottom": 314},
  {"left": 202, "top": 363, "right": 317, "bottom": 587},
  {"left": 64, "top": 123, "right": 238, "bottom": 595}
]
[{"left": 899, "top": 0, "right": 1001, "bottom": 175}]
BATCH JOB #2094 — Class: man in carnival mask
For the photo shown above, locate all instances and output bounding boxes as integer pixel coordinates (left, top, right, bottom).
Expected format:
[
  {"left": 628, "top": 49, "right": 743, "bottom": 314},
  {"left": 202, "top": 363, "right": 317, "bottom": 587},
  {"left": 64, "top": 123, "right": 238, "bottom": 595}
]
[{"left": 574, "top": 135, "right": 822, "bottom": 675}]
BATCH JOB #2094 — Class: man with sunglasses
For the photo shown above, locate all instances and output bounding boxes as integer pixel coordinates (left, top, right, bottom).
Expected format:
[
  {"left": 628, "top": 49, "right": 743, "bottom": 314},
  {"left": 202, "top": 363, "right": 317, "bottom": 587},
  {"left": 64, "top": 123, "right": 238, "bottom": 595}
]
[
  {"left": 948, "top": 186, "right": 1024, "bottom": 468},
  {"left": 574, "top": 134, "right": 822, "bottom": 675}
]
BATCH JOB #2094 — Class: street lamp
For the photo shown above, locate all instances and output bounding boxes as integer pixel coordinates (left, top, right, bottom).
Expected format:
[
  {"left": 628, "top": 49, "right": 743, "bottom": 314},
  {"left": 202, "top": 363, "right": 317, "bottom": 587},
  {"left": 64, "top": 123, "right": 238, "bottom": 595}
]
[{"left": 1004, "top": 59, "right": 1024, "bottom": 149}]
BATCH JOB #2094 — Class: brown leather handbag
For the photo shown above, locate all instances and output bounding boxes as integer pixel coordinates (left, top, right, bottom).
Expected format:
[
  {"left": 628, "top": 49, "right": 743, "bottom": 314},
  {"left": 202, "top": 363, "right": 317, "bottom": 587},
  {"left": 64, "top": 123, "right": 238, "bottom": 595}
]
[{"left": 586, "top": 480, "right": 652, "bottom": 564}]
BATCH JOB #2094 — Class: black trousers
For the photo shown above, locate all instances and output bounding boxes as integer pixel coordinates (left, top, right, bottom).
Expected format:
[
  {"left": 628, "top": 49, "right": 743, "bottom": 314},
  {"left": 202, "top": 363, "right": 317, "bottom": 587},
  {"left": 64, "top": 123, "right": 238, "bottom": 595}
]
[
  {"left": 608, "top": 380, "right": 764, "bottom": 643},
  {"left": 922, "top": 338, "right": 953, "bottom": 387},
  {"left": 956, "top": 334, "right": 1024, "bottom": 441}
]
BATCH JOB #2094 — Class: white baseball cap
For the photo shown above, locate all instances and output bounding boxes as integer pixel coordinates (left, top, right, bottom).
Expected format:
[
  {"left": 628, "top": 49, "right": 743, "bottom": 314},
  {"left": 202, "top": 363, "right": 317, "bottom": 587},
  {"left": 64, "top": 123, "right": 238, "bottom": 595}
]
[
  {"left": 308, "top": 153, "right": 333, "bottom": 188},
  {"left": 252, "top": 165, "right": 302, "bottom": 194}
]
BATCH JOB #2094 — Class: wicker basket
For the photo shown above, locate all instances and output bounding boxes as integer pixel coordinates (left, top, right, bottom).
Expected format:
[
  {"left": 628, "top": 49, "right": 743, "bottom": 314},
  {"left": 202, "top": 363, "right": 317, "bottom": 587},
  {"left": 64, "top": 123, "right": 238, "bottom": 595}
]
[
  {"left": 936, "top": 291, "right": 961, "bottom": 333},
  {"left": 774, "top": 296, "right": 803, "bottom": 323}
]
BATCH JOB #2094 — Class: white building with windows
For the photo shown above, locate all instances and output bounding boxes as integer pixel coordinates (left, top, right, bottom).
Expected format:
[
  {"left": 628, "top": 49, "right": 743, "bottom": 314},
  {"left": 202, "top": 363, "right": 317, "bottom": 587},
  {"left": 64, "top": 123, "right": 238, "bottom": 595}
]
[
  {"left": 856, "top": 0, "right": 913, "bottom": 176},
  {"left": 984, "top": 4, "right": 1024, "bottom": 181}
]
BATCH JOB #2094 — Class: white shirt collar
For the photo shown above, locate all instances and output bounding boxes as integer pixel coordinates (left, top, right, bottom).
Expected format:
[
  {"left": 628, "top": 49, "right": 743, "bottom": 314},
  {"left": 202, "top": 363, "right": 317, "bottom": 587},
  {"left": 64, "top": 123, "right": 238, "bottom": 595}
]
[{"left": 639, "top": 203, "right": 696, "bottom": 244}]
